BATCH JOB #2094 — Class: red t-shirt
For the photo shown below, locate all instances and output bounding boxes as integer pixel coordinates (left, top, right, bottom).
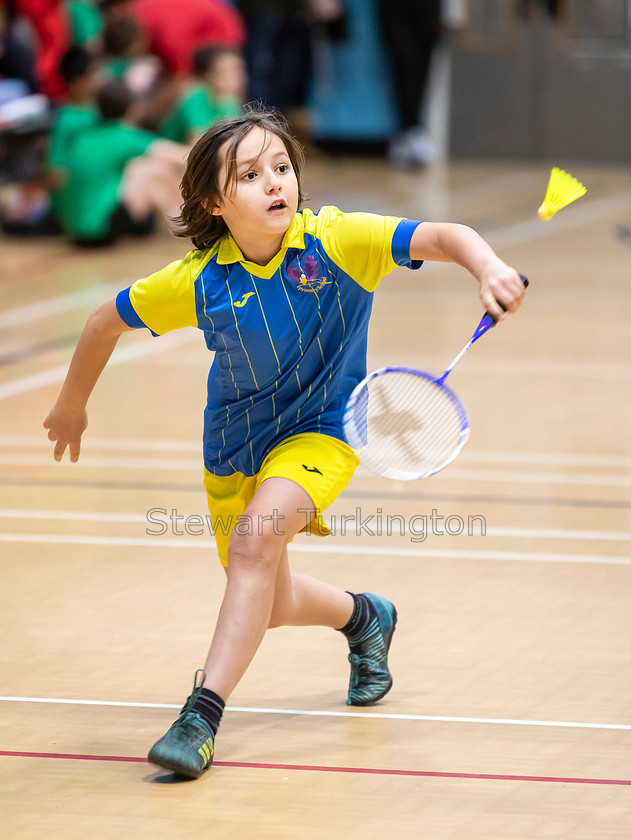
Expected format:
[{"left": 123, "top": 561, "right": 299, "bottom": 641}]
[
  {"left": 131, "top": 0, "right": 245, "bottom": 75},
  {"left": 7, "top": 0, "right": 69, "bottom": 100}
]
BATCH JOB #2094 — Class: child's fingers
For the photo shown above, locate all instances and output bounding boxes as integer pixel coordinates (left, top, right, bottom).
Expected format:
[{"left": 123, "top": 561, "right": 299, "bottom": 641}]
[
  {"left": 53, "top": 439, "right": 68, "bottom": 461},
  {"left": 69, "top": 441, "right": 81, "bottom": 462},
  {"left": 480, "top": 289, "right": 506, "bottom": 321}
]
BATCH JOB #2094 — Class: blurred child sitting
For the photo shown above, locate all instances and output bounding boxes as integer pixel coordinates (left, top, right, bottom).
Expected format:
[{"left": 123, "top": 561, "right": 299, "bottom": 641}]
[
  {"left": 47, "top": 46, "right": 101, "bottom": 227},
  {"left": 59, "top": 77, "right": 188, "bottom": 245},
  {"left": 159, "top": 44, "right": 245, "bottom": 145},
  {"left": 101, "top": 13, "right": 161, "bottom": 98}
]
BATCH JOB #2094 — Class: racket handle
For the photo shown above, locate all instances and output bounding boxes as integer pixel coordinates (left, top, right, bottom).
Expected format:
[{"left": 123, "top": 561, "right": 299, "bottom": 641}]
[
  {"left": 472, "top": 273, "right": 529, "bottom": 341},
  {"left": 493, "top": 273, "right": 529, "bottom": 318}
]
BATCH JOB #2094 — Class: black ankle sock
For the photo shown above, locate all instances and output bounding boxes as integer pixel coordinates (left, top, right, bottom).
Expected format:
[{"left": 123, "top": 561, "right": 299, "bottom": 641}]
[
  {"left": 338, "top": 592, "right": 376, "bottom": 640},
  {"left": 191, "top": 688, "right": 225, "bottom": 737}
]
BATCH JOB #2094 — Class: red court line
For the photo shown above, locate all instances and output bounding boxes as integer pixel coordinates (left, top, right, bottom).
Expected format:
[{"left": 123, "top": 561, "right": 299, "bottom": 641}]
[{"left": 1, "top": 751, "right": 630, "bottom": 786}]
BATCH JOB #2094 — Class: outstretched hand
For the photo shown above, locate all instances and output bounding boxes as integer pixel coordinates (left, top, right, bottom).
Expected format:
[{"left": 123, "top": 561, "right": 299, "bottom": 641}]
[{"left": 43, "top": 404, "right": 88, "bottom": 462}]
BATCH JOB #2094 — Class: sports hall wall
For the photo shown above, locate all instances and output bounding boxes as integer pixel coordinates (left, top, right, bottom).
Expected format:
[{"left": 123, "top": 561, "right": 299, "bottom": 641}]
[{"left": 309, "top": 0, "right": 631, "bottom": 162}]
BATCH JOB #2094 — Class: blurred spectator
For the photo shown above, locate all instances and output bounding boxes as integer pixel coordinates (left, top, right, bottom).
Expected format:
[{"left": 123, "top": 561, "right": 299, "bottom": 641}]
[
  {"left": 102, "top": 12, "right": 161, "bottom": 96},
  {"left": 58, "top": 77, "right": 187, "bottom": 245},
  {"left": 0, "top": 3, "right": 38, "bottom": 93},
  {"left": 516, "top": 0, "right": 558, "bottom": 19},
  {"left": 378, "top": 0, "right": 442, "bottom": 168},
  {"left": 4, "top": 0, "right": 70, "bottom": 100},
  {"left": 46, "top": 45, "right": 100, "bottom": 226},
  {"left": 238, "top": 0, "right": 311, "bottom": 115},
  {"left": 104, "top": 0, "right": 245, "bottom": 75},
  {"left": 159, "top": 44, "right": 245, "bottom": 144},
  {"left": 0, "top": 3, "right": 53, "bottom": 233},
  {"left": 65, "top": 0, "right": 103, "bottom": 48},
  {"left": 238, "top": 1, "right": 344, "bottom": 115}
]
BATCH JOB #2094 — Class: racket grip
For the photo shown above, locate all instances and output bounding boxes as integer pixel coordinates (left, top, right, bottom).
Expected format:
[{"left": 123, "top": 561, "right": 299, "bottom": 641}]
[
  {"left": 473, "top": 273, "right": 529, "bottom": 341},
  {"left": 490, "top": 272, "right": 529, "bottom": 320}
]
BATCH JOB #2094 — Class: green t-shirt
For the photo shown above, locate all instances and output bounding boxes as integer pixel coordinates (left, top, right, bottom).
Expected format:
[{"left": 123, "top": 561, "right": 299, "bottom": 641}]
[
  {"left": 159, "top": 83, "right": 241, "bottom": 143},
  {"left": 61, "top": 120, "right": 156, "bottom": 239},
  {"left": 47, "top": 103, "right": 99, "bottom": 220},
  {"left": 67, "top": 0, "right": 103, "bottom": 47},
  {"left": 103, "top": 57, "right": 131, "bottom": 80},
  {"left": 48, "top": 103, "right": 99, "bottom": 169}
]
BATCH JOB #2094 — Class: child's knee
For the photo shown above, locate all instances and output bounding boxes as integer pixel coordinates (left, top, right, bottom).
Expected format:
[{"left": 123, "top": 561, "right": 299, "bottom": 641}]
[{"left": 227, "top": 528, "right": 282, "bottom": 573}]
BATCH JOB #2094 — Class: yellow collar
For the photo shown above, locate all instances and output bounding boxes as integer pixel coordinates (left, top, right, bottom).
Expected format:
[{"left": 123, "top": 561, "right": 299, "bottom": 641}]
[{"left": 215, "top": 213, "right": 306, "bottom": 278}]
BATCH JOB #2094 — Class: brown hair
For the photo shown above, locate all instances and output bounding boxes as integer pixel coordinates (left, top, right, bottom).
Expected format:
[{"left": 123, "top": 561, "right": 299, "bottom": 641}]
[
  {"left": 174, "top": 104, "right": 305, "bottom": 251},
  {"left": 192, "top": 44, "right": 240, "bottom": 78},
  {"left": 103, "top": 15, "right": 142, "bottom": 56}
]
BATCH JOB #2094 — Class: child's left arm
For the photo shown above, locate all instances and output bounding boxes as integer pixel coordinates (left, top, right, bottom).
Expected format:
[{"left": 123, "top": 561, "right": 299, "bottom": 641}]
[{"left": 410, "top": 222, "right": 525, "bottom": 322}]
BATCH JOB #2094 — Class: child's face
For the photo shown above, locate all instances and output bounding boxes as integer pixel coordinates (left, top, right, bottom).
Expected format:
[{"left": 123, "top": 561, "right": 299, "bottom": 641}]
[
  {"left": 211, "top": 126, "right": 299, "bottom": 247},
  {"left": 207, "top": 53, "right": 246, "bottom": 101}
]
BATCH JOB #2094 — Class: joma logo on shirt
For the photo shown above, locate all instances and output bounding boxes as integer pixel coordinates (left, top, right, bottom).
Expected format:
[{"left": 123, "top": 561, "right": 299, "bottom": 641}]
[{"left": 234, "top": 292, "right": 255, "bottom": 308}]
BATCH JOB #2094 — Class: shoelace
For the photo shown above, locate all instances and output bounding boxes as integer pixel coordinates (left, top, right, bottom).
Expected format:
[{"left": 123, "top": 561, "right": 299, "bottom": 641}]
[{"left": 348, "top": 653, "right": 381, "bottom": 681}]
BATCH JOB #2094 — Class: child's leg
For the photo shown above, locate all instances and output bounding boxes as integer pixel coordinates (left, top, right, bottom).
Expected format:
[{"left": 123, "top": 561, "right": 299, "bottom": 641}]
[
  {"left": 269, "top": 545, "right": 397, "bottom": 708},
  {"left": 148, "top": 476, "right": 311, "bottom": 778},
  {"left": 199, "top": 476, "right": 317, "bottom": 701},
  {"left": 268, "top": 545, "right": 353, "bottom": 629}
]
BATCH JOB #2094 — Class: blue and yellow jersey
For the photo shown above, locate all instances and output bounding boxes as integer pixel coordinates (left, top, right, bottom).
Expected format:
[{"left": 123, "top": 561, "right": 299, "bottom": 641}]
[{"left": 116, "top": 206, "right": 423, "bottom": 476}]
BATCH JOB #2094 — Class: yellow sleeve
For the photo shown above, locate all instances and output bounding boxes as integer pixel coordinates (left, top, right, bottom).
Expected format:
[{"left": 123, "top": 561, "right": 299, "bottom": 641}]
[
  {"left": 115, "top": 250, "right": 206, "bottom": 336},
  {"left": 313, "top": 205, "right": 423, "bottom": 292}
]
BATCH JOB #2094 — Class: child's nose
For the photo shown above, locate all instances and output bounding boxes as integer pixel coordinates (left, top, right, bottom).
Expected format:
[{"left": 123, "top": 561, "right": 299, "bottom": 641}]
[{"left": 267, "top": 171, "right": 281, "bottom": 191}]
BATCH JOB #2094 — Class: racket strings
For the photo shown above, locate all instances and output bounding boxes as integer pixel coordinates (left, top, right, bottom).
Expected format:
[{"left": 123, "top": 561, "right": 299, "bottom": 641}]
[{"left": 346, "top": 372, "right": 467, "bottom": 480}]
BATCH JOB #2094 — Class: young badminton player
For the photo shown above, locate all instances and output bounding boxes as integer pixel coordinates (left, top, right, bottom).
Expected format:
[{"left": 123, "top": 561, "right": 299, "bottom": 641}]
[{"left": 43, "top": 105, "right": 526, "bottom": 779}]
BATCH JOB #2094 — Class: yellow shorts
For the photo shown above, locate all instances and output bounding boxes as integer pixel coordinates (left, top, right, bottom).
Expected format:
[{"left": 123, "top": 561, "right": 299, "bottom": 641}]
[{"left": 203, "top": 432, "right": 359, "bottom": 566}]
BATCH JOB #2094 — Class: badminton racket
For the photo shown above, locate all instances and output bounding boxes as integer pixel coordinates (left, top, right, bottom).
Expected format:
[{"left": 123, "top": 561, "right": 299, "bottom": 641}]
[{"left": 343, "top": 274, "right": 529, "bottom": 480}]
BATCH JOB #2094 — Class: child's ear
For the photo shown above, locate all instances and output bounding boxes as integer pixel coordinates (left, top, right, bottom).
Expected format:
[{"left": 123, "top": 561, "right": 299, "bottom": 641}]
[{"left": 202, "top": 198, "right": 222, "bottom": 216}]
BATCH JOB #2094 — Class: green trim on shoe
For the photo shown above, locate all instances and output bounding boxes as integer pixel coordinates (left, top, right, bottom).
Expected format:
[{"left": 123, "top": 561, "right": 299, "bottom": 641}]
[{"left": 147, "top": 669, "right": 215, "bottom": 779}]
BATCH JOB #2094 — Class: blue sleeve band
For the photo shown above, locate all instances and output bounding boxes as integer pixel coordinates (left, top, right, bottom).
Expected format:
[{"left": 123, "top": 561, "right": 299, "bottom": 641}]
[
  {"left": 391, "top": 218, "right": 424, "bottom": 270},
  {"left": 115, "top": 287, "right": 158, "bottom": 335}
]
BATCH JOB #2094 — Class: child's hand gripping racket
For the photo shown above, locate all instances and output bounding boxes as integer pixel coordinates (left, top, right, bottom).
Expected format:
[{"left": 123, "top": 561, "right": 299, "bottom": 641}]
[{"left": 343, "top": 274, "right": 529, "bottom": 481}]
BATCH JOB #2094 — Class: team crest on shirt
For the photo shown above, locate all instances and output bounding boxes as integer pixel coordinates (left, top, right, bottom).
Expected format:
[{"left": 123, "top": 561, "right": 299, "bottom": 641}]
[{"left": 286, "top": 254, "right": 331, "bottom": 293}]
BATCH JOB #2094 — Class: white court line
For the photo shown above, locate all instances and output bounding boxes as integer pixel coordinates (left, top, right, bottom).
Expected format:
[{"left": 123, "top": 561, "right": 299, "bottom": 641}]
[
  {"left": 0, "top": 453, "right": 201, "bottom": 470},
  {"left": 440, "top": 469, "right": 631, "bottom": 488},
  {"left": 1, "top": 509, "right": 630, "bottom": 544},
  {"left": 1, "top": 452, "right": 628, "bottom": 488},
  {"left": 0, "top": 695, "right": 629, "bottom": 732},
  {"left": 2, "top": 434, "right": 630, "bottom": 469},
  {"left": 0, "top": 509, "right": 147, "bottom": 523},
  {"left": 1, "top": 186, "right": 630, "bottom": 399},
  {"left": 0, "top": 433, "right": 202, "bottom": 453},
  {"left": 0, "top": 282, "right": 126, "bottom": 330},
  {"left": 462, "top": 450, "right": 631, "bottom": 469},
  {"left": 462, "top": 358, "right": 631, "bottom": 381},
  {"left": 478, "top": 188, "right": 631, "bottom": 250},
  {"left": 0, "top": 328, "right": 200, "bottom": 400},
  {"left": 1, "top": 532, "right": 630, "bottom": 565}
]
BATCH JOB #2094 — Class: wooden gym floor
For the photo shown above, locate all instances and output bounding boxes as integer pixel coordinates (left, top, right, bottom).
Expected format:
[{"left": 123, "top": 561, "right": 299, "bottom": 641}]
[{"left": 1, "top": 157, "right": 630, "bottom": 839}]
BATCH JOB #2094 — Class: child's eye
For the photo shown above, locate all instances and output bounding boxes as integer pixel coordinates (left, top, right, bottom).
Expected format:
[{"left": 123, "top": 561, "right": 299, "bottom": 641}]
[
  {"left": 277, "top": 164, "right": 290, "bottom": 174},
  {"left": 243, "top": 171, "right": 256, "bottom": 181}
]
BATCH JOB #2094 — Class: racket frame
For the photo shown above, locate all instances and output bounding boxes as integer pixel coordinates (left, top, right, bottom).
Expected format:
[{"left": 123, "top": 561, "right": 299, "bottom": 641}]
[
  {"left": 343, "top": 365, "right": 470, "bottom": 481},
  {"left": 344, "top": 274, "right": 528, "bottom": 480}
]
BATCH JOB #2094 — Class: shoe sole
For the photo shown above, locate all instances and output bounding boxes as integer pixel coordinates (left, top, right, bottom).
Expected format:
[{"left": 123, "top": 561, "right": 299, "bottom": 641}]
[
  {"left": 147, "top": 752, "right": 211, "bottom": 780},
  {"left": 349, "top": 594, "right": 398, "bottom": 707}
]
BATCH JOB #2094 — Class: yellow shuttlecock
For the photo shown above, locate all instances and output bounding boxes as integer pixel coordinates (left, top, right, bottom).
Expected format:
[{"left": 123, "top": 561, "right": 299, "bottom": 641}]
[{"left": 538, "top": 167, "right": 586, "bottom": 220}]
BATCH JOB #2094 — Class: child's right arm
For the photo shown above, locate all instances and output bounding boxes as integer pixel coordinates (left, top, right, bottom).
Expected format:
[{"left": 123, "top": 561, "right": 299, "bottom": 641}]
[{"left": 43, "top": 299, "right": 134, "bottom": 463}]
